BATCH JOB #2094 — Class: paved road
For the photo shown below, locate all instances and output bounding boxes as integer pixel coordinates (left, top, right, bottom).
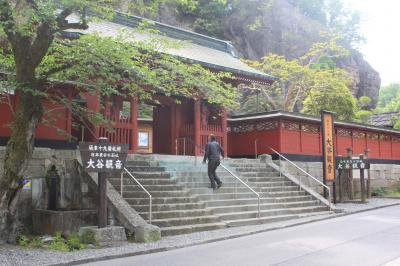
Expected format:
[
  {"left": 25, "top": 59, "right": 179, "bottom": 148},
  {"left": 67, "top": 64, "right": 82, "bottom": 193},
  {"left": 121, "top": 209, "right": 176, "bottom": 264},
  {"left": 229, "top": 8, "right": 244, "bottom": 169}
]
[{"left": 84, "top": 206, "right": 400, "bottom": 266}]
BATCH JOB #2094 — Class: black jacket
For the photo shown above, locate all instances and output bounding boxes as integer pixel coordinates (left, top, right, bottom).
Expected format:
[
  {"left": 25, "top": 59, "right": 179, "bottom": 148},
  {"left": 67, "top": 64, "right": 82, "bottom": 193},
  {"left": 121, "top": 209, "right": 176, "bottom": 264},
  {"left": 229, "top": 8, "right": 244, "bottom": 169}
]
[{"left": 203, "top": 141, "right": 224, "bottom": 162}]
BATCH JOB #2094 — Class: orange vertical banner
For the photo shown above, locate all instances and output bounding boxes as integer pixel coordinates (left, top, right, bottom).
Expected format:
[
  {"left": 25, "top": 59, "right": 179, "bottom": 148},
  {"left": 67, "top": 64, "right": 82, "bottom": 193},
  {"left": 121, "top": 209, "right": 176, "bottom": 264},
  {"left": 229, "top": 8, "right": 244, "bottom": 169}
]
[{"left": 321, "top": 111, "right": 335, "bottom": 182}]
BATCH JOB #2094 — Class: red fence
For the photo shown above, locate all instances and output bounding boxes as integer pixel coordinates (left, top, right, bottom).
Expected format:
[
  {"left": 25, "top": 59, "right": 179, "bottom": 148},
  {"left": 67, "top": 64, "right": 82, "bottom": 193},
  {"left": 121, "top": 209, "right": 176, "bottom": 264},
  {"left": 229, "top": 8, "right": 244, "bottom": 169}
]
[{"left": 228, "top": 115, "right": 400, "bottom": 160}]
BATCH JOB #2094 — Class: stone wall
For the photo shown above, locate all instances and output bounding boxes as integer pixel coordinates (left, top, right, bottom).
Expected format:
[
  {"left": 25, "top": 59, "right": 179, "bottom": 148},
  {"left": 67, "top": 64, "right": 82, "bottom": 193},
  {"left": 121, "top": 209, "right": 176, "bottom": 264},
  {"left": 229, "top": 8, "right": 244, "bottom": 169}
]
[
  {"left": 0, "top": 147, "right": 96, "bottom": 227},
  {"left": 277, "top": 160, "right": 400, "bottom": 197}
]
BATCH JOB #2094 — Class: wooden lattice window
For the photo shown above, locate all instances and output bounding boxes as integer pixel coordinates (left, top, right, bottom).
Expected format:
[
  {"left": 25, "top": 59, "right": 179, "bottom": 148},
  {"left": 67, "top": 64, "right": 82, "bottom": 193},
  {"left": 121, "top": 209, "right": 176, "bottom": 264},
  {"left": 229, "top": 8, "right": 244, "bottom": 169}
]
[
  {"left": 301, "top": 124, "right": 320, "bottom": 133},
  {"left": 392, "top": 136, "right": 400, "bottom": 143},
  {"left": 380, "top": 134, "right": 391, "bottom": 141},
  {"left": 367, "top": 133, "right": 379, "bottom": 140},
  {"left": 255, "top": 121, "right": 278, "bottom": 131},
  {"left": 282, "top": 121, "right": 300, "bottom": 131},
  {"left": 337, "top": 128, "right": 352, "bottom": 137},
  {"left": 353, "top": 131, "right": 366, "bottom": 139},
  {"left": 232, "top": 123, "right": 254, "bottom": 133}
]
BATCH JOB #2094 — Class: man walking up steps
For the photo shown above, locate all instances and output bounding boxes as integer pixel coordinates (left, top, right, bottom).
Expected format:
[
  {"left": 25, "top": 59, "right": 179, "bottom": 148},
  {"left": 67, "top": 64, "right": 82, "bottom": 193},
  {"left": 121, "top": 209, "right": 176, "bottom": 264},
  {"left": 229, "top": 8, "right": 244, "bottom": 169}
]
[{"left": 203, "top": 134, "right": 224, "bottom": 190}]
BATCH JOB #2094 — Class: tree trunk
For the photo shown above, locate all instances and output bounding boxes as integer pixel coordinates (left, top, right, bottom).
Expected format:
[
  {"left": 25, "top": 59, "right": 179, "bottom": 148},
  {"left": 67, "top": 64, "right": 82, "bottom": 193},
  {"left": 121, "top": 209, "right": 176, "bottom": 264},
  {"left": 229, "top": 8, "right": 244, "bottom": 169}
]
[{"left": 0, "top": 84, "right": 43, "bottom": 243}]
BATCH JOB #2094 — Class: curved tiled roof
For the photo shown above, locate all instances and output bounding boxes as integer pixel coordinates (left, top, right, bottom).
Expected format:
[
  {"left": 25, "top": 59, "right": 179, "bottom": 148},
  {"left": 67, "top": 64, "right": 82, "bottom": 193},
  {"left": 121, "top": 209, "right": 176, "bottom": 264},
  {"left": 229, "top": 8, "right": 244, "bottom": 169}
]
[{"left": 65, "top": 12, "right": 276, "bottom": 84}]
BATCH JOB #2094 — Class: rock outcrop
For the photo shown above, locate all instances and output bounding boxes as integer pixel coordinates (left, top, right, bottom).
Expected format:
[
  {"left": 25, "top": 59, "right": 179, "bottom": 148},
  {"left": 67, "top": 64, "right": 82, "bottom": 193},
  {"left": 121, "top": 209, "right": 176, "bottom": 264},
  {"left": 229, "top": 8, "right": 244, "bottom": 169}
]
[{"left": 156, "top": 0, "right": 381, "bottom": 107}]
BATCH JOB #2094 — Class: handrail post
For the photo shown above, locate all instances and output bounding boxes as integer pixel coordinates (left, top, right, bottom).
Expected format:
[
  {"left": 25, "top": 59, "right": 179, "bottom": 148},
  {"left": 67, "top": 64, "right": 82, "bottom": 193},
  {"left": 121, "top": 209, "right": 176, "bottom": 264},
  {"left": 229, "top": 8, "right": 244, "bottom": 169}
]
[
  {"left": 149, "top": 195, "right": 152, "bottom": 224},
  {"left": 268, "top": 147, "right": 332, "bottom": 210},
  {"left": 175, "top": 138, "right": 178, "bottom": 155},
  {"left": 120, "top": 172, "right": 123, "bottom": 197},
  {"left": 279, "top": 156, "right": 281, "bottom": 178},
  {"left": 183, "top": 138, "right": 186, "bottom": 156},
  {"left": 254, "top": 139, "right": 258, "bottom": 159},
  {"left": 257, "top": 196, "right": 260, "bottom": 218}
]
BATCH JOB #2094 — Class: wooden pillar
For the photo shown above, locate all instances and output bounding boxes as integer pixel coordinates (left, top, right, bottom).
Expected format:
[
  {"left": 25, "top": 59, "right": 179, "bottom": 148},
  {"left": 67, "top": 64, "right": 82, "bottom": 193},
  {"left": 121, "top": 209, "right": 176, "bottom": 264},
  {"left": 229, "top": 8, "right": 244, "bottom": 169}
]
[
  {"left": 346, "top": 147, "right": 354, "bottom": 200},
  {"left": 364, "top": 148, "right": 371, "bottom": 198},
  {"left": 359, "top": 154, "right": 367, "bottom": 203},
  {"left": 194, "top": 99, "right": 201, "bottom": 156},
  {"left": 221, "top": 108, "right": 228, "bottom": 156},
  {"left": 131, "top": 99, "right": 138, "bottom": 153},
  {"left": 170, "top": 104, "right": 177, "bottom": 154},
  {"left": 66, "top": 89, "right": 73, "bottom": 137}
]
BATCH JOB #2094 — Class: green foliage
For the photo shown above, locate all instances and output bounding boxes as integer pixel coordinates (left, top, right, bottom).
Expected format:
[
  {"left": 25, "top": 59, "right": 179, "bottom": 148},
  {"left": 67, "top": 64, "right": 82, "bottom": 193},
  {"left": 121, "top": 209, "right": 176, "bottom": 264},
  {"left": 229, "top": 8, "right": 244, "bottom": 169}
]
[
  {"left": 80, "top": 228, "right": 97, "bottom": 245},
  {"left": 244, "top": 37, "right": 356, "bottom": 118},
  {"left": 17, "top": 234, "right": 30, "bottom": 247},
  {"left": 67, "top": 232, "right": 87, "bottom": 251},
  {"left": 49, "top": 232, "right": 70, "bottom": 252},
  {"left": 377, "top": 83, "right": 400, "bottom": 111},
  {"left": 372, "top": 187, "right": 389, "bottom": 197},
  {"left": 288, "top": 0, "right": 364, "bottom": 48},
  {"left": 31, "top": 237, "right": 44, "bottom": 249},
  {"left": 177, "top": 0, "right": 233, "bottom": 37},
  {"left": 302, "top": 83, "right": 356, "bottom": 121}
]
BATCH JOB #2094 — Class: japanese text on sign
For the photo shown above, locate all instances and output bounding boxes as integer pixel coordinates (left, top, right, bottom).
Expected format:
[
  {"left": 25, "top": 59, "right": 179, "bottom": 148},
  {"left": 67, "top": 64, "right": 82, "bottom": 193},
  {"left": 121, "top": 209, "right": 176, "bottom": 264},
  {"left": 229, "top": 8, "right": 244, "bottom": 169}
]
[
  {"left": 79, "top": 142, "right": 128, "bottom": 173},
  {"left": 322, "top": 112, "right": 335, "bottom": 181},
  {"left": 336, "top": 159, "right": 370, "bottom": 170}
]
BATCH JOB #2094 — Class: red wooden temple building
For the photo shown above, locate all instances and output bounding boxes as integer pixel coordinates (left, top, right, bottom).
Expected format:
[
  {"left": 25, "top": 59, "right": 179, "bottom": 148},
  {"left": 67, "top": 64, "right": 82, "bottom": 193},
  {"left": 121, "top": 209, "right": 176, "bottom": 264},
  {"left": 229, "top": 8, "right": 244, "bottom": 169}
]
[{"left": 1, "top": 12, "right": 400, "bottom": 164}]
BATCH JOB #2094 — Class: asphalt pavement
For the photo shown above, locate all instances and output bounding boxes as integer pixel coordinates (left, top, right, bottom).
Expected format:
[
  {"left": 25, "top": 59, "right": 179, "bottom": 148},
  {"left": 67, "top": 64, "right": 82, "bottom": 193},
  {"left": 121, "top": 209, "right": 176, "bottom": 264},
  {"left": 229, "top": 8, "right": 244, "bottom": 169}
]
[{"left": 82, "top": 205, "right": 400, "bottom": 266}]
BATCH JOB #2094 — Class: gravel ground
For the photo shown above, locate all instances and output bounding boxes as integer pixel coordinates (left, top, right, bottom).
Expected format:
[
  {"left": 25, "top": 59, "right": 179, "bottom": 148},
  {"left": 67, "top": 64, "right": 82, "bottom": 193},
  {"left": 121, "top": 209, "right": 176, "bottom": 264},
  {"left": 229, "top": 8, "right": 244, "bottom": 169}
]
[{"left": 1, "top": 198, "right": 399, "bottom": 266}]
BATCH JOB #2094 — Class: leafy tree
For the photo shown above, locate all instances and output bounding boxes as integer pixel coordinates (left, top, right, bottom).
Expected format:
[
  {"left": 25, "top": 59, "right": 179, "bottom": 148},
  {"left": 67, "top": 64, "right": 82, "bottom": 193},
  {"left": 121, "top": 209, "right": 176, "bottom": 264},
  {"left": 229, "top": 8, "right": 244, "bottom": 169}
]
[
  {"left": 302, "top": 82, "right": 356, "bottom": 121},
  {"left": 244, "top": 37, "right": 353, "bottom": 114},
  {"left": 0, "top": 0, "right": 237, "bottom": 242},
  {"left": 377, "top": 83, "right": 400, "bottom": 110}
]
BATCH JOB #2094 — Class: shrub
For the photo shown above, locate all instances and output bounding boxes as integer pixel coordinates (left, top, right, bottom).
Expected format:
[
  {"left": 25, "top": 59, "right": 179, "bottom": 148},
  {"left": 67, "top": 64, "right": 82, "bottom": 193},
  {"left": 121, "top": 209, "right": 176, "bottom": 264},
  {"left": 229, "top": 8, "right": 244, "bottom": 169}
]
[
  {"left": 49, "top": 232, "right": 69, "bottom": 252},
  {"left": 372, "top": 187, "right": 389, "bottom": 197},
  {"left": 31, "top": 237, "right": 44, "bottom": 248},
  {"left": 17, "top": 235, "right": 30, "bottom": 247},
  {"left": 67, "top": 233, "right": 87, "bottom": 251},
  {"left": 80, "top": 228, "right": 97, "bottom": 245}
]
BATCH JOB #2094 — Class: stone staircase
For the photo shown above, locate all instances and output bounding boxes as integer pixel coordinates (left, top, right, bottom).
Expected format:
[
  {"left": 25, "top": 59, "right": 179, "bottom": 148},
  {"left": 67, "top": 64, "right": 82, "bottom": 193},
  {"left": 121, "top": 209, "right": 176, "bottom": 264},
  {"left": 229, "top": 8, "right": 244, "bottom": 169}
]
[{"left": 108, "top": 155, "right": 331, "bottom": 236}]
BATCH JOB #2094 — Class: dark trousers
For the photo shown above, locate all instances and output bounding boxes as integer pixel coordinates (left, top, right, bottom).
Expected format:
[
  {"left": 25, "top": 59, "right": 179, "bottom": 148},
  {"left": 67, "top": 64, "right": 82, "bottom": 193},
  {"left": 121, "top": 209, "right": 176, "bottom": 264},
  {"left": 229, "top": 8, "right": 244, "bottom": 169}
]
[{"left": 208, "top": 160, "right": 221, "bottom": 188}]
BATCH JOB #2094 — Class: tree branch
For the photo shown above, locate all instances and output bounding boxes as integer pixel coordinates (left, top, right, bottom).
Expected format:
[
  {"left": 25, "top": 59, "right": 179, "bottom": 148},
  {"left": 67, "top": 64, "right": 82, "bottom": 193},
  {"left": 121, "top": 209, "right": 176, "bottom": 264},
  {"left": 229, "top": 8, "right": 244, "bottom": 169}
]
[
  {"left": 0, "top": 0, "right": 16, "bottom": 42},
  {"left": 39, "top": 61, "right": 78, "bottom": 79}
]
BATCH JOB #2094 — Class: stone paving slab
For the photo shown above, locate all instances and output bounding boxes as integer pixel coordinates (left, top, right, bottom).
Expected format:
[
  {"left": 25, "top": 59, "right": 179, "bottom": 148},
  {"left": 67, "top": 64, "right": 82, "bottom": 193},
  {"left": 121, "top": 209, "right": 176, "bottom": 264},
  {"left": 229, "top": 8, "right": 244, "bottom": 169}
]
[{"left": 1, "top": 198, "right": 399, "bottom": 266}]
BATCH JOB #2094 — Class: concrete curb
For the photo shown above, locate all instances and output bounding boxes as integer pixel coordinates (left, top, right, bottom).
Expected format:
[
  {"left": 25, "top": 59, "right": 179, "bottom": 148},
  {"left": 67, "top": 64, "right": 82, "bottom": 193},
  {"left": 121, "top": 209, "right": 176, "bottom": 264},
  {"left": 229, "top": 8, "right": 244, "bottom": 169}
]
[{"left": 50, "top": 201, "right": 400, "bottom": 266}]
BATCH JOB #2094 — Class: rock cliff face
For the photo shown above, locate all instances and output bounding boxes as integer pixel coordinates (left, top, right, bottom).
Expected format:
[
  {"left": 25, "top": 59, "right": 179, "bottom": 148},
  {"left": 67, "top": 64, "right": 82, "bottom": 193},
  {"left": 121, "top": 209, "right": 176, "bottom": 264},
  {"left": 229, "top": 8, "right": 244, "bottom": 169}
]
[{"left": 157, "top": 0, "right": 381, "bottom": 107}]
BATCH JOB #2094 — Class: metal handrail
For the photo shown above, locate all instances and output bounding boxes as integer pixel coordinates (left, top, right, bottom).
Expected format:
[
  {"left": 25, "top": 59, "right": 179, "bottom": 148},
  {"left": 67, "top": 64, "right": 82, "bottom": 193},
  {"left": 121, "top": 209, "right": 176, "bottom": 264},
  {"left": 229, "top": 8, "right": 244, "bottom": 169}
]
[
  {"left": 219, "top": 163, "right": 261, "bottom": 219},
  {"left": 121, "top": 167, "right": 152, "bottom": 224},
  {"left": 183, "top": 137, "right": 261, "bottom": 218},
  {"left": 268, "top": 147, "right": 331, "bottom": 210}
]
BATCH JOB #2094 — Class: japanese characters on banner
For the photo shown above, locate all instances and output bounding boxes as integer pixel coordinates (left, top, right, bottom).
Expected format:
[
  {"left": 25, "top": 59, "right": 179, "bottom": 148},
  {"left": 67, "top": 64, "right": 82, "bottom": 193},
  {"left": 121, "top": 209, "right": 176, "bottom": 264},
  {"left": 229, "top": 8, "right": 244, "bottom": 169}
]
[
  {"left": 336, "top": 159, "right": 370, "bottom": 170},
  {"left": 79, "top": 142, "right": 129, "bottom": 173},
  {"left": 321, "top": 111, "right": 335, "bottom": 181}
]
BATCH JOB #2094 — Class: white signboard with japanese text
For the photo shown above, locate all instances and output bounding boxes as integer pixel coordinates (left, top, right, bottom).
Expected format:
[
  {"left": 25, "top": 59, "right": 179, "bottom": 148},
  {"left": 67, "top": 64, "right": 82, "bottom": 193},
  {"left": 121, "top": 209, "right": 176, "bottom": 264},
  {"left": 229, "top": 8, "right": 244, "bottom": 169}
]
[{"left": 79, "top": 142, "right": 129, "bottom": 173}]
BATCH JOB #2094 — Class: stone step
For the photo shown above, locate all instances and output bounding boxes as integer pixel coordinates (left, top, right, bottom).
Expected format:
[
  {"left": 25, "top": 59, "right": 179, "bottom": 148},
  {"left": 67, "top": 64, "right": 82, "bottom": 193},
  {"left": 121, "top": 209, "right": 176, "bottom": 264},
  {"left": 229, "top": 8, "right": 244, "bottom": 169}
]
[
  {"left": 152, "top": 215, "right": 220, "bottom": 227},
  {"left": 125, "top": 160, "right": 152, "bottom": 167},
  {"left": 202, "top": 195, "right": 315, "bottom": 207},
  {"left": 121, "top": 190, "right": 190, "bottom": 198},
  {"left": 209, "top": 201, "right": 321, "bottom": 214},
  {"left": 161, "top": 222, "right": 227, "bottom": 236},
  {"left": 227, "top": 164, "right": 274, "bottom": 169},
  {"left": 262, "top": 191, "right": 307, "bottom": 197},
  {"left": 125, "top": 196, "right": 198, "bottom": 205},
  {"left": 181, "top": 181, "right": 294, "bottom": 188},
  {"left": 115, "top": 184, "right": 184, "bottom": 192},
  {"left": 197, "top": 192, "right": 259, "bottom": 201},
  {"left": 218, "top": 206, "right": 328, "bottom": 221},
  {"left": 134, "top": 202, "right": 206, "bottom": 212},
  {"left": 239, "top": 172, "right": 281, "bottom": 177},
  {"left": 109, "top": 178, "right": 176, "bottom": 186},
  {"left": 247, "top": 177, "right": 286, "bottom": 182},
  {"left": 235, "top": 168, "right": 276, "bottom": 173},
  {"left": 140, "top": 209, "right": 211, "bottom": 220},
  {"left": 187, "top": 185, "right": 299, "bottom": 195},
  {"left": 125, "top": 166, "right": 166, "bottom": 172},
  {"left": 225, "top": 211, "right": 331, "bottom": 227},
  {"left": 124, "top": 172, "right": 171, "bottom": 179}
]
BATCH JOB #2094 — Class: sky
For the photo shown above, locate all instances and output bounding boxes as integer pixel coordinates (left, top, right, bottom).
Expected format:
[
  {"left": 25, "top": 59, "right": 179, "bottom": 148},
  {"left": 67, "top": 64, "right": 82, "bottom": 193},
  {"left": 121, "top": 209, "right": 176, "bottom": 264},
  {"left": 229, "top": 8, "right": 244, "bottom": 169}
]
[{"left": 345, "top": 0, "right": 400, "bottom": 86}]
